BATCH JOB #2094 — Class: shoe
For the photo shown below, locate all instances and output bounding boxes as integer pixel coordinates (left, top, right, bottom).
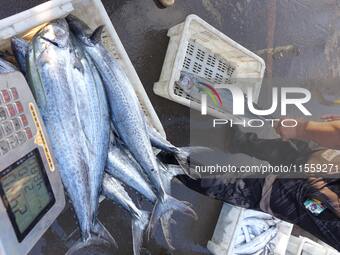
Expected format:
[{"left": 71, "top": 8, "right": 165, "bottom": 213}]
[{"left": 159, "top": 0, "right": 175, "bottom": 7}]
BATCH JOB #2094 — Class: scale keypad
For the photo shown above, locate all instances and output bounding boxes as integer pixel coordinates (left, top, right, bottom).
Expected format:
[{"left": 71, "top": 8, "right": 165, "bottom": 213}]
[{"left": 0, "top": 87, "right": 31, "bottom": 155}]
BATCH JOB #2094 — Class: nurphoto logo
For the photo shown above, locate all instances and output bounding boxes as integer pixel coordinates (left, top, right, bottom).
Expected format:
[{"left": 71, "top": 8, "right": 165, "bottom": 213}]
[{"left": 199, "top": 85, "right": 312, "bottom": 128}]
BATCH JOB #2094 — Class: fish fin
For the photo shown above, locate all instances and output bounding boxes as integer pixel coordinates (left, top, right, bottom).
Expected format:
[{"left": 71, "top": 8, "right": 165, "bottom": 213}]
[
  {"left": 166, "top": 164, "right": 186, "bottom": 177},
  {"left": 160, "top": 211, "right": 176, "bottom": 250},
  {"left": 175, "top": 146, "right": 213, "bottom": 179},
  {"left": 65, "top": 236, "right": 114, "bottom": 255},
  {"left": 158, "top": 170, "right": 172, "bottom": 194},
  {"left": 147, "top": 195, "right": 198, "bottom": 240},
  {"left": 90, "top": 25, "right": 105, "bottom": 44},
  {"left": 131, "top": 210, "right": 149, "bottom": 255},
  {"left": 91, "top": 220, "right": 118, "bottom": 248}
]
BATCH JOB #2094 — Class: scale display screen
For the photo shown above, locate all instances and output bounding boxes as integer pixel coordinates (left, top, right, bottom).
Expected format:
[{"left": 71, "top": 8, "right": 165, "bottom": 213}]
[{"left": 0, "top": 149, "right": 55, "bottom": 242}]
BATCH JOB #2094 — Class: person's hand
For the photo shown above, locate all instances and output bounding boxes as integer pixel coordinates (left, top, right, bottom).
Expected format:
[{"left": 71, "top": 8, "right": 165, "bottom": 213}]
[
  {"left": 321, "top": 114, "right": 340, "bottom": 121},
  {"left": 275, "top": 118, "right": 307, "bottom": 141}
]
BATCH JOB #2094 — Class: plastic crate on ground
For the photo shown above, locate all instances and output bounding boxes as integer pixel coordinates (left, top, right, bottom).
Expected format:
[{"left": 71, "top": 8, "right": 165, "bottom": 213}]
[{"left": 154, "top": 14, "right": 266, "bottom": 119}]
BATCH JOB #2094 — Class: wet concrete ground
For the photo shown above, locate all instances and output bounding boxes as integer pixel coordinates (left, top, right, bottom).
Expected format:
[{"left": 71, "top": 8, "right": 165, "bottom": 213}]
[{"left": 1, "top": 0, "right": 340, "bottom": 254}]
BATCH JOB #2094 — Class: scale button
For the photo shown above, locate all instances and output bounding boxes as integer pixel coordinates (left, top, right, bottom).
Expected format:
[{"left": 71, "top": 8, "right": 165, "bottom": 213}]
[
  {"left": 0, "top": 107, "right": 7, "bottom": 121},
  {"left": 12, "top": 118, "right": 21, "bottom": 131},
  {"left": 6, "top": 104, "right": 16, "bottom": 117},
  {"left": 8, "top": 135, "right": 18, "bottom": 149},
  {"left": 2, "top": 121, "right": 14, "bottom": 136},
  {"left": 25, "top": 127, "right": 33, "bottom": 139},
  {"left": 10, "top": 87, "right": 19, "bottom": 100},
  {"left": 16, "top": 131, "right": 27, "bottom": 144},
  {"left": 20, "top": 114, "right": 28, "bottom": 126},
  {"left": 15, "top": 101, "right": 24, "bottom": 113},
  {"left": 1, "top": 89, "right": 11, "bottom": 103},
  {"left": 0, "top": 140, "right": 10, "bottom": 154}
]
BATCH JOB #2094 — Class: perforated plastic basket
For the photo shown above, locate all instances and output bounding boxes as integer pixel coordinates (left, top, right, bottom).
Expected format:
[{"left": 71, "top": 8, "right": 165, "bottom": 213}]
[
  {"left": 0, "top": 0, "right": 165, "bottom": 137},
  {"left": 154, "top": 14, "right": 266, "bottom": 119}
]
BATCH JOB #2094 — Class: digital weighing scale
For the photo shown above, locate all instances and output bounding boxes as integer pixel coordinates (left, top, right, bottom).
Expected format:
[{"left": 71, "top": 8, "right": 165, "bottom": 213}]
[{"left": 0, "top": 72, "right": 65, "bottom": 255}]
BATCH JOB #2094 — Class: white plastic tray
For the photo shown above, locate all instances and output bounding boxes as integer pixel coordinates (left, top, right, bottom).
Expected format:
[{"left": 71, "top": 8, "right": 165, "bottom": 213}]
[{"left": 0, "top": 0, "right": 165, "bottom": 137}]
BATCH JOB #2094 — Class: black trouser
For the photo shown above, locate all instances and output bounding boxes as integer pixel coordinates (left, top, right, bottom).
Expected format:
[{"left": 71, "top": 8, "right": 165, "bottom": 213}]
[{"left": 161, "top": 132, "right": 340, "bottom": 251}]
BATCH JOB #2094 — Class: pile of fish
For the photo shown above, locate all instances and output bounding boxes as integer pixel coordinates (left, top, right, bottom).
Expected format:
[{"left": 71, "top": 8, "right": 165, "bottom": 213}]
[
  {"left": 233, "top": 210, "right": 279, "bottom": 255},
  {"left": 2, "top": 16, "right": 205, "bottom": 255}
]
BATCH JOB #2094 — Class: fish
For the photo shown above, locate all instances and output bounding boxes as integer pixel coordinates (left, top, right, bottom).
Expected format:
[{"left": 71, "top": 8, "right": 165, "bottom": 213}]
[
  {"left": 242, "top": 210, "right": 274, "bottom": 220},
  {"left": 105, "top": 137, "right": 190, "bottom": 250},
  {"left": 67, "top": 14, "right": 197, "bottom": 238},
  {"left": 156, "top": 161, "right": 189, "bottom": 249},
  {"left": 70, "top": 34, "right": 110, "bottom": 233},
  {"left": 106, "top": 140, "right": 157, "bottom": 203},
  {"left": 102, "top": 174, "right": 149, "bottom": 255},
  {"left": 11, "top": 37, "right": 29, "bottom": 75},
  {"left": 147, "top": 125, "right": 210, "bottom": 178},
  {"left": 0, "top": 55, "right": 17, "bottom": 73},
  {"left": 27, "top": 19, "right": 114, "bottom": 254},
  {"left": 233, "top": 226, "right": 277, "bottom": 254}
]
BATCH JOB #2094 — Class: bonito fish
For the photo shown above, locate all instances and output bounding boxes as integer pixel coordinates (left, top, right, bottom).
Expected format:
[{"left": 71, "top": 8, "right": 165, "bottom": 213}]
[
  {"left": 70, "top": 35, "right": 110, "bottom": 233},
  {"left": 26, "top": 19, "right": 114, "bottom": 254},
  {"left": 11, "top": 37, "right": 29, "bottom": 76},
  {"left": 147, "top": 125, "right": 208, "bottom": 178},
  {"left": 102, "top": 174, "right": 149, "bottom": 255},
  {"left": 67, "top": 15, "right": 197, "bottom": 237},
  {"left": 106, "top": 137, "right": 187, "bottom": 250}
]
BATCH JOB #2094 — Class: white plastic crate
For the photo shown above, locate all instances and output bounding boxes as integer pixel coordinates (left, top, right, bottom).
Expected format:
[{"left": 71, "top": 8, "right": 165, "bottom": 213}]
[
  {"left": 154, "top": 14, "right": 266, "bottom": 119},
  {"left": 207, "top": 204, "right": 293, "bottom": 255},
  {"left": 286, "top": 236, "right": 340, "bottom": 255},
  {"left": 0, "top": 0, "right": 165, "bottom": 137}
]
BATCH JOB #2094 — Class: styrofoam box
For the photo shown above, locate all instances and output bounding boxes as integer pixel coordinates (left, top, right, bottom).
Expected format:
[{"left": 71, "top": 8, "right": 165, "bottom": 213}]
[
  {"left": 207, "top": 204, "right": 293, "bottom": 255},
  {"left": 154, "top": 14, "right": 266, "bottom": 119},
  {"left": 0, "top": 0, "right": 165, "bottom": 137}
]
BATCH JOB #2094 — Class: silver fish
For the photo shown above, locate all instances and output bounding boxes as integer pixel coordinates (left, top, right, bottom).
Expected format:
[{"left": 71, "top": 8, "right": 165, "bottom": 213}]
[
  {"left": 233, "top": 226, "right": 277, "bottom": 254},
  {"left": 102, "top": 174, "right": 149, "bottom": 255},
  {"left": 105, "top": 139, "right": 184, "bottom": 250},
  {"left": 70, "top": 34, "right": 110, "bottom": 231},
  {"left": 67, "top": 15, "right": 197, "bottom": 237},
  {"left": 11, "top": 37, "right": 29, "bottom": 75},
  {"left": 106, "top": 141, "right": 156, "bottom": 203},
  {"left": 28, "top": 19, "right": 114, "bottom": 254},
  {"left": 147, "top": 125, "right": 209, "bottom": 179}
]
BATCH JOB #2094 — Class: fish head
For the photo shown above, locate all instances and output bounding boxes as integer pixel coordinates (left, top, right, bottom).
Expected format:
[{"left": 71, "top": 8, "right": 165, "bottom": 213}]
[
  {"left": 66, "top": 15, "right": 93, "bottom": 46},
  {"left": 11, "top": 37, "right": 29, "bottom": 55},
  {"left": 39, "top": 19, "right": 70, "bottom": 48}
]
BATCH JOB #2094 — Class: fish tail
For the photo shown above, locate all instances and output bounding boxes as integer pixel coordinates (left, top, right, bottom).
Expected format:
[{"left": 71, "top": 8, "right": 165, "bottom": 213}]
[
  {"left": 65, "top": 235, "right": 115, "bottom": 255},
  {"left": 147, "top": 195, "right": 198, "bottom": 240},
  {"left": 160, "top": 211, "right": 176, "bottom": 250},
  {"left": 91, "top": 220, "right": 118, "bottom": 248},
  {"left": 175, "top": 146, "right": 213, "bottom": 179},
  {"left": 131, "top": 210, "right": 149, "bottom": 255}
]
